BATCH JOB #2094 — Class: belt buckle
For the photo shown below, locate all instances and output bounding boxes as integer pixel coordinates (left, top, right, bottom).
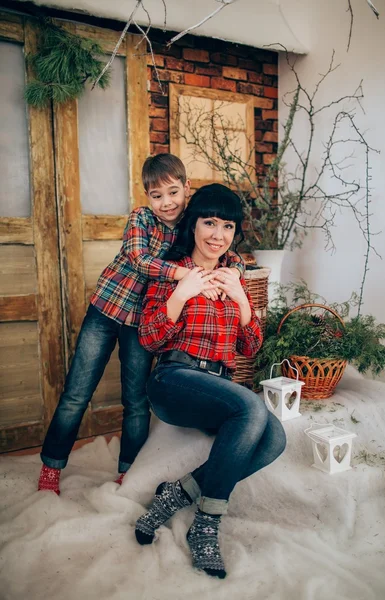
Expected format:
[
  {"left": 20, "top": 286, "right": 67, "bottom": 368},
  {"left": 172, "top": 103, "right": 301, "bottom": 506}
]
[{"left": 199, "top": 359, "right": 222, "bottom": 377}]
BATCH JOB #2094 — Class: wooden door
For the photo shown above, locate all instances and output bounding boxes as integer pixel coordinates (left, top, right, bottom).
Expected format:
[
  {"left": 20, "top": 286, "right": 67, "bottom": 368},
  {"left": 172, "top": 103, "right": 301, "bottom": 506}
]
[
  {"left": 0, "top": 14, "right": 150, "bottom": 452},
  {"left": 0, "top": 14, "right": 65, "bottom": 452},
  {"left": 52, "top": 23, "right": 150, "bottom": 439}
]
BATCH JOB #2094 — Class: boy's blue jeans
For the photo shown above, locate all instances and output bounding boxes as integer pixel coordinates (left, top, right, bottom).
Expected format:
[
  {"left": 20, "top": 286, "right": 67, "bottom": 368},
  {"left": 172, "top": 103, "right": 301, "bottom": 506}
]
[
  {"left": 41, "top": 304, "right": 152, "bottom": 473},
  {"left": 146, "top": 362, "right": 286, "bottom": 515}
]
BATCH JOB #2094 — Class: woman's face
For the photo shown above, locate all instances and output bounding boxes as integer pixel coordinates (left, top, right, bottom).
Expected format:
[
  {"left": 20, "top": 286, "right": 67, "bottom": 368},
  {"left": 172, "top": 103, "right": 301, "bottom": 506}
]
[{"left": 192, "top": 216, "right": 236, "bottom": 265}]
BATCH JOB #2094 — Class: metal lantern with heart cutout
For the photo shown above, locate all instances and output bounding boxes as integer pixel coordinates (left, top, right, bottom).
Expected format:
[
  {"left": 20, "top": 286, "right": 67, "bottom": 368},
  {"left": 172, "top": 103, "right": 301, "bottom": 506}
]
[
  {"left": 259, "top": 359, "right": 305, "bottom": 422},
  {"left": 304, "top": 424, "right": 357, "bottom": 474}
]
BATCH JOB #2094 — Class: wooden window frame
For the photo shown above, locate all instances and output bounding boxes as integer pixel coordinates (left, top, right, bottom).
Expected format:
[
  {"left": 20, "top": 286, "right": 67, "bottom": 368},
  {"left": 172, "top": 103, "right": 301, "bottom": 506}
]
[{"left": 169, "top": 83, "right": 256, "bottom": 191}]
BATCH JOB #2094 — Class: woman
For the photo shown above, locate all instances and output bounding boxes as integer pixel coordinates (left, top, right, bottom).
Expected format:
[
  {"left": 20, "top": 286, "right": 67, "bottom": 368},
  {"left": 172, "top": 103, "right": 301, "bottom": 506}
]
[{"left": 136, "top": 183, "right": 286, "bottom": 579}]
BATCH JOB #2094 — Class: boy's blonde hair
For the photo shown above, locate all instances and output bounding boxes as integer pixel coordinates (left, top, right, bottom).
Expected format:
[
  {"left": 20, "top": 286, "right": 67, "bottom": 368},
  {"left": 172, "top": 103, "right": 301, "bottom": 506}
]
[{"left": 142, "top": 153, "right": 187, "bottom": 192}]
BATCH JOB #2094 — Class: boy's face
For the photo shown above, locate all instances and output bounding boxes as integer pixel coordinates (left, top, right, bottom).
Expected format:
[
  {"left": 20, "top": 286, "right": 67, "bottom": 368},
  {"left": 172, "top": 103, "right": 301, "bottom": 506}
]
[{"left": 146, "top": 177, "right": 190, "bottom": 227}]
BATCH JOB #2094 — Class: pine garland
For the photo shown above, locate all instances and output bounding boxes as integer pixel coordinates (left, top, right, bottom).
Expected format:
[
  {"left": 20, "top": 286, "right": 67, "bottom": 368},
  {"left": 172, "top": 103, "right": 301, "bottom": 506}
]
[{"left": 25, "top": 19, "right": 111, "bottom": 107}]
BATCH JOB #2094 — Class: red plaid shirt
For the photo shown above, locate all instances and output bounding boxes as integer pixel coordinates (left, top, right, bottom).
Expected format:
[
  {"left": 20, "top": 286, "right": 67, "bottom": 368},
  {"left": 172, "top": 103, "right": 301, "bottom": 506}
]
[
  {"left": 90, "top": 207, "right": 245, "bottom": 327},
  {"left": 139, "top": 255, "right": 262, "bottom": 371}
]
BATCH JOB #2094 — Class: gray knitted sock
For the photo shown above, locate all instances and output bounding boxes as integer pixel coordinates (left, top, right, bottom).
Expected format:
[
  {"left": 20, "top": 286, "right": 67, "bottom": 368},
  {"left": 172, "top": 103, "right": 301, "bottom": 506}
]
[
  {"left": 187, "top": 509, "right": 226, "bottom": 579},
  {"left": 135, "top": 481, "right": 192, "bottom": 544}
]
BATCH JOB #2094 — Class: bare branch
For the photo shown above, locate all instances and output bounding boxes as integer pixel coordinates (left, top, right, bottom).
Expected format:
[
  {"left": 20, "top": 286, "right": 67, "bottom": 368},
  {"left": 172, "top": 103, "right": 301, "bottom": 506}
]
[
  {"left": 92, "top": 0, "right": 142, "bottom": 89},
  {"left": 167, "top": 0, "right": 238, "bottom": 46},
  {"left": 346, "top": 1, "right": 354, "bottom": 52}
]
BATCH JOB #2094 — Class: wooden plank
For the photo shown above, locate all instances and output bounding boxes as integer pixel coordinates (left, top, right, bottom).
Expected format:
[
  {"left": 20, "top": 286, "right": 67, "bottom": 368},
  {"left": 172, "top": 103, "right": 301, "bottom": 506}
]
[
  {"left": 0, "top": 11, "right": 24, "bottom": 43},
  {"left": 170, "top": 83, "right": 255, "bottom": 105},
  {"left": 0, "top": 217, "right": 33, "bottom": 244},
  {"left": 25, "top": 21, "right": 65, "bottom": 427},
  {"left": 0, "top": 294, "right": 37, "bottom": 321},
  {"left": 69, "top": 22, "right": 127, "bottom": 56},
  {"left": 0, "top": 421, "right": 44, "bottom": 453},
  {"left": 54, "top": 95, "right": 86, "bottom": 364},
  {"left": 82, "top": 214, "right": 127, "bottom": 241},
  {"left": 0, "top": 245, "right": 37, "bottom": 295},
  {"left": 83, "top": 240, "right": 122, "bottom": 289},
  {"left": 0, "top": 322, "right": 41, "bottom": 427},
  {"left": 126, "top": 34, "right": 150, "bottom": 209},
  {"left": 89, "top": 406, "right": 123, "bottom": 435}
]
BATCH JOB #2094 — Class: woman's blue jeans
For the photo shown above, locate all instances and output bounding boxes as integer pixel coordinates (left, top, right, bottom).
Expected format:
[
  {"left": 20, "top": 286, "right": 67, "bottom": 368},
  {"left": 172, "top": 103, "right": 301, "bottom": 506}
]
[
  {"left": 146, "top": 362, "right": 286, "bottom": 515},
  {"left": 41, "top": 305, "right": 152, "bottom": 472}
]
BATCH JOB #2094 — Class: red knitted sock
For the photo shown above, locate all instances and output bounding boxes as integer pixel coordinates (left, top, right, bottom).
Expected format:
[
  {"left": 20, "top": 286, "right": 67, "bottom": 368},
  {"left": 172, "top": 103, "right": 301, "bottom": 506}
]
[
  {"left": 115, "top": 473, "right": 125, "bottom": 485},
  {"left": 38, "top": 465, "right": 61, "bottom": 495}
]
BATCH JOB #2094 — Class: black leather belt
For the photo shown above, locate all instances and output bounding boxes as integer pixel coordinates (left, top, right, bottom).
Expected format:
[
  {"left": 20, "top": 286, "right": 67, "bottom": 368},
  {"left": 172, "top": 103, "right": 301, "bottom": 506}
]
[{"left": 157, "top": 350, "right": 228, "bottom": 377}]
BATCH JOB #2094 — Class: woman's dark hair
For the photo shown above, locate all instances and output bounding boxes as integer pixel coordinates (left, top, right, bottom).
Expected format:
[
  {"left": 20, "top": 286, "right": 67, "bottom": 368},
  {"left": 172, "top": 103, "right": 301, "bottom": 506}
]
[{"left": 166, "top": 183, "right": 245, "bottom": 260}]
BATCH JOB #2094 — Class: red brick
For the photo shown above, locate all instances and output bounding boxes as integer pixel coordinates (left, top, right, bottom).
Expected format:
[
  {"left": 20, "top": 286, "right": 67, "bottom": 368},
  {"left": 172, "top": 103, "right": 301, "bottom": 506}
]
[
  {"left": 211, "top": 77, "right": 237, "bottom": 92},
  {"left": 263, "top": 131, "right": 278, "bottom": 143},
  {"left": 255, "top": 164, "right": 266, "bottom": 175},
  {"left": 273, "top": 121, "right": 278, "bottom": 132},
  {"left": 183, "top": 48, "right": 210, "bottom": 62},
  {"left": 152, "top": 43, "right": 181, "bottom": 58},
  {"left": 151, "top": 94, "right": 169, "bottom": 107},
  {"left": 147, "top": 55, "right": 164, "bottom": 67},
  {"left": 237, "top": 82, "right": 263, "bottom": 96},
  {"left": 238, "top": 58, "right": 261, "bottom": 71},
  {"left": 196, "top": 65, "right": 222, "bottom": 76},
  {"left": 210, "top": 52, "right": 237, "bottom": 66},
  {"left": 165, "top": 57, "right": 193, "bottom": 71},
  {"left": 185, "top": 73, "right": 211, "bottom": 87},
  {"left": 263, "top": 154, "right": 276, "bottom": 165},
  {"left": 151, "top": 118, "right": 168, "bottom": 132},
  {"left": 254, "top": 130, "right": 263, "bottom": 141},
  {"left": 149, "top": 80, "right": 168, "bottom": 93},
  {"left": 255, "top": 153, "right": 262, "bottom": 164},
  {"left": 149, "top": 106, "right": 167, "bottom": 118},
  {"left": 254, "top": 97, "right": 274, "bottom": 109},
  {"left": 263, "top": 63, "right": 278, "bottom": 76},
  {"left": 150, "top": 131, "right": 168, "bottom": 144},
  {"left": 247, "top": 71, "right": 264, "bottom": 84},
  {"left": 255, "top": 142, "right": 273, "bottom": 153},
  {"left": 262, "top": 110, "right": 278, "bottom": 120},
  {"left": 264, "top": 86, "right": 278, "bottom": 99},
  {"left": 255, "top": 119, "right": 273, "bottom": 131},
  {"left": 222, "top": 66, "right": 247, "bottom": 81},
  {"left": 150, "top": 143, "right": 169, "bottom": 155},
  {"left": 158, "top": 70, "right": 185, "bottom": 84}
]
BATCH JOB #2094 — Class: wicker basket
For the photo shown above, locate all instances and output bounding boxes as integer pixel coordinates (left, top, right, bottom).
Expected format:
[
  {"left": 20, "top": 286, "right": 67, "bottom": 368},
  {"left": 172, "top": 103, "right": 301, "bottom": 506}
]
[
  {"left": 233, "top": 266, "right": 270, "bottom": 387},
  {"left": 277, "top": 303, "right": 348, "bottom": 400}
]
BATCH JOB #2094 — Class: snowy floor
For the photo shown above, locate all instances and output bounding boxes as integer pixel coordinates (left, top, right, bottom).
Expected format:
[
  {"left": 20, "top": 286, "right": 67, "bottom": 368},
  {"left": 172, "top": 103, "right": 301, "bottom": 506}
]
[{"left": 1, "top": 367, "right": 384, "bottom": 600}]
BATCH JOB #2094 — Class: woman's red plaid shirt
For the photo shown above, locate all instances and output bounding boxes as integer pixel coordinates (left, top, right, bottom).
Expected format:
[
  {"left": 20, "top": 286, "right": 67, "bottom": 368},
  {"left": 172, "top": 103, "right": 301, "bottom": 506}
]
[{"left": 139, "top": 255, "right": 263, "bottom": 372}]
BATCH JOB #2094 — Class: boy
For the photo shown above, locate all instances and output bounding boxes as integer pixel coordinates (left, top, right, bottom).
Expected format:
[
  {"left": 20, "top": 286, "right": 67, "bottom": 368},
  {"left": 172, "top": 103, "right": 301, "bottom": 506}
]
[{"left": 38, "top": 154, "right": 245, "bottom": 494}]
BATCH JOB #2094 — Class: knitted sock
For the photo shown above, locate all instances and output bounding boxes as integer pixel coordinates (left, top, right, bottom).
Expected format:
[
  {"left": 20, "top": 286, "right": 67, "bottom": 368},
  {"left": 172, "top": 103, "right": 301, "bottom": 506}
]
[
  {"left": 187, "top": 509, "right": 226, "bottom": 579},
  {"left": 38, "top": 465, "right": 61, "bottom": 495},
  {"left": 115, "top": 473, "right": 126, "bottom": 485},
  {"left": 135, "top": 480, "right": 192, "bottom": 545}
]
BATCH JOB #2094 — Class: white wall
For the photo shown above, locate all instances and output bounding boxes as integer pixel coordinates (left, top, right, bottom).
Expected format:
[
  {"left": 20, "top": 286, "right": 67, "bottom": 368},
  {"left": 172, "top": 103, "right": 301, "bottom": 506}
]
[{"left": 279, "top": 0, "right": 385, "bottom": 324}]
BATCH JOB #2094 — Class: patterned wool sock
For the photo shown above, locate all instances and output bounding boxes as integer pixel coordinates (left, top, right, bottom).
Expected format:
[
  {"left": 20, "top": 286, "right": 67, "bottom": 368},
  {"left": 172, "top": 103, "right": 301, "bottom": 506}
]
[
  {"left": 187, "top": 509, "right": 226, "bottom": 579},
  {"left": 38, "top": 465, "right": 61, "bottom": 495},
  {"left": 135, "top": 480, "right": 192, "bottom": 545},
  {"left": 115, "top": 473, "right": 126, "bottom": 485}
]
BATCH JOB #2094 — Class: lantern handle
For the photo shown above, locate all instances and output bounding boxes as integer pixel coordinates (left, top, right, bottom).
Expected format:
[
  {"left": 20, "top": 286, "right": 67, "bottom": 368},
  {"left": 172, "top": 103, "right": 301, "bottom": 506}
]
[{"left": 270, "top": 359, "right": 299, "bottom": 380}]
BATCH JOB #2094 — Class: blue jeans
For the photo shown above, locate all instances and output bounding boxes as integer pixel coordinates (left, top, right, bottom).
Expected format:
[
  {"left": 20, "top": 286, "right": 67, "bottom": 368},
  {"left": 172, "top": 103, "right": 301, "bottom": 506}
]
[
  {"left": 41, "top": 305, "right": 152, "bottom": 472},
  {"left": 146, "top": 362, "right": 286, "bottom": 514}
]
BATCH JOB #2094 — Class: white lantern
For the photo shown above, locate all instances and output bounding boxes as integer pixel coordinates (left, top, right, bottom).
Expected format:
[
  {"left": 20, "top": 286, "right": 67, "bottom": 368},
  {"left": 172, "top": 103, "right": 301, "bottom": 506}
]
[
  {"left": 259, "top": 360, "right": 305, "bottom": 422},
  {"left": 304, "top": 424, "right": 357, "bottom": 474}
]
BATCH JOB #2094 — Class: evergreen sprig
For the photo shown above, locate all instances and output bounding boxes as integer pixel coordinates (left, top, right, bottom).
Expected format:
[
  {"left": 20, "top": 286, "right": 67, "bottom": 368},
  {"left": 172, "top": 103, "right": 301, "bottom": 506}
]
[
  {"left": 25, "top": 19, "right": 110, "bottom": 107},
  {"left": 254, "top": 281, "right": 385, "bottom": 384}
]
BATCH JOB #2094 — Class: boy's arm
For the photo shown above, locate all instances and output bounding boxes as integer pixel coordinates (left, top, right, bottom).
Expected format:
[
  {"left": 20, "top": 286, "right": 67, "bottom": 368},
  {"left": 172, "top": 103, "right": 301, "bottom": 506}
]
[
  {"left": 226, "top": 250, "right": 245, "bottom": 278},
  {"left": 122, "top": 209, "right": 187, "bottom": 282}
]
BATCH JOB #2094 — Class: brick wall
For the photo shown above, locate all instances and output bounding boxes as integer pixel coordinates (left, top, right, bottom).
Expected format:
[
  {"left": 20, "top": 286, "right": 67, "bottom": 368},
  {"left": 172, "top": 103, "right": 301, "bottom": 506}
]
[{"left": 147, "top": 32, "right": 278, "bottom": 180}]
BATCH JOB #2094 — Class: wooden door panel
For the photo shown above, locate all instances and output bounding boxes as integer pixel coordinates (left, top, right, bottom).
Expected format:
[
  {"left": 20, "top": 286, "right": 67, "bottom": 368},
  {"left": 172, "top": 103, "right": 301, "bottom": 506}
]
[
  {"left": 53, "top": 27, "right": 150, "bottom": 439},
  {"left": 0, "top": 16, "right": 65, "bottom": 452}
]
